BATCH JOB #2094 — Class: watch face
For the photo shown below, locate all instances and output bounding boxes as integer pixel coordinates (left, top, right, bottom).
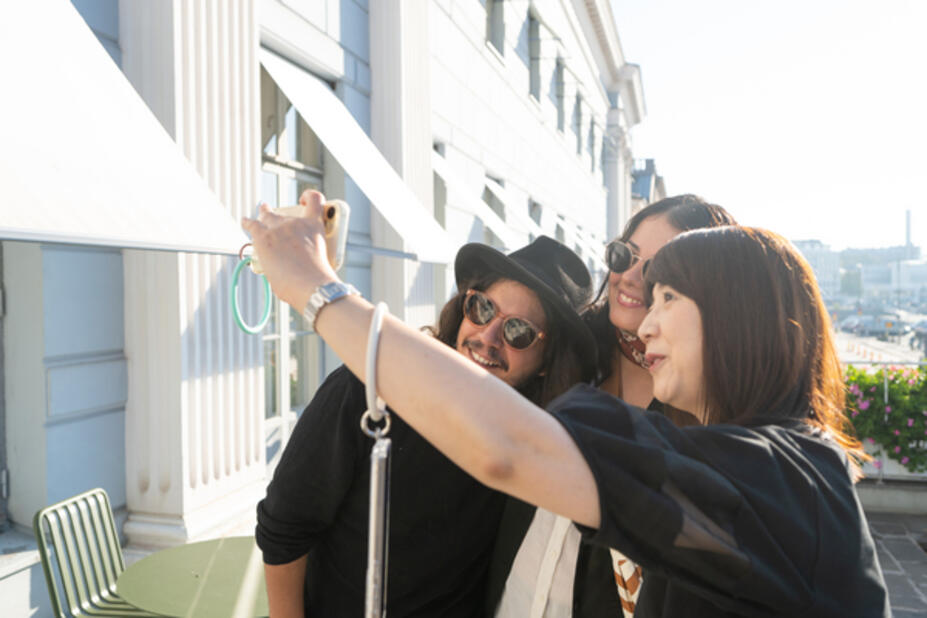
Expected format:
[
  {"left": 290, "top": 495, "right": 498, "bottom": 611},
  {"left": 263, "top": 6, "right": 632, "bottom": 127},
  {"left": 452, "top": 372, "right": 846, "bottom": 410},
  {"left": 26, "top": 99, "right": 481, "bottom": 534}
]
[{"left": 320, "top": 282, "right": 347, "bottom": 300}]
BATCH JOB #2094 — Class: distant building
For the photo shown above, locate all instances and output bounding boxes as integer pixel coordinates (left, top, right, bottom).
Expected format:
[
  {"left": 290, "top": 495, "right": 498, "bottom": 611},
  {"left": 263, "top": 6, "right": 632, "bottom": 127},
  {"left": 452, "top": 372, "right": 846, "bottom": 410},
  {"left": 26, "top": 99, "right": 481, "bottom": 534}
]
[
  {"left": 856, "top": 259, "right": 927, "bottom": 301},
  {"left": 630, "top": 158, "right": 666, "bottom": 215},
  {"left": 792, "top": 240, "right": 841, "bottom": 298},
  {"left": 840, "top": 245, "right": 921, "bottom": 269},
  {"left": 898, "top": 260, "right": 927, "bottom": 302},
  {"left": 860, "top": 263, "right": 894, "bottom": 296}
]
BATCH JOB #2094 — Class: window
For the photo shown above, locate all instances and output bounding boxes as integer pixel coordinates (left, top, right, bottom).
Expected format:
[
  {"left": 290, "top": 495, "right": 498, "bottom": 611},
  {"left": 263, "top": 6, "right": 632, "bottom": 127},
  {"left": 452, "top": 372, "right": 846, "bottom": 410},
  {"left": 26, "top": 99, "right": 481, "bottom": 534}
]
[
  {"left": 260, "top": 67, "right": 328, "bottom": 470},
  {"left": 588, "top": 123, "right": 596, "bottom": 172},
  {"left": 573, "top": 94, "right": 583, "bottom": 154},
  {"left": 529, "top": 200, "right": 542, "bottom": 226},
  {"left": 528, "top": 14, "right": 540, "bottom": 100},
  {"left": 486, "top": 0, "right": 505, "bottom": 56},
  {"left": 600, "top": 139, "right": 607, "bottom": 184},
  {"left": 482, "top": 179, "right": 507, "bottom": 249},
  {"left": 555, "top": 60, "right": 565, "bottom": 131},
  {"left": 555, "top": 222, "right": 565, "bottom": 243}
]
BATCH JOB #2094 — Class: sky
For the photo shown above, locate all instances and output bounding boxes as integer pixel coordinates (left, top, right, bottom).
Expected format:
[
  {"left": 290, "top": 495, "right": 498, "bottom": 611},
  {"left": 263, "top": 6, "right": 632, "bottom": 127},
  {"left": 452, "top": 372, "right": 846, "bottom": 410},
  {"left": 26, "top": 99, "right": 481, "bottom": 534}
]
[{"left": 608, "top": 0, "right": 927, "bottom": 250}]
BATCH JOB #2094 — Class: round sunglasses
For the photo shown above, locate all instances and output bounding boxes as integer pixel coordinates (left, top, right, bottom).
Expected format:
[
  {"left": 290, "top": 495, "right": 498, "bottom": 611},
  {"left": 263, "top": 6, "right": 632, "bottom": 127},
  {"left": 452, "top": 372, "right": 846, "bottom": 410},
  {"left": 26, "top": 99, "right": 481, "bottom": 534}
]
[
  {"left": 463, "top": 290, "right": 546, "bottom": 350},
  {"left": 605, "top": 239, "right": 645, "bottom": 274}
]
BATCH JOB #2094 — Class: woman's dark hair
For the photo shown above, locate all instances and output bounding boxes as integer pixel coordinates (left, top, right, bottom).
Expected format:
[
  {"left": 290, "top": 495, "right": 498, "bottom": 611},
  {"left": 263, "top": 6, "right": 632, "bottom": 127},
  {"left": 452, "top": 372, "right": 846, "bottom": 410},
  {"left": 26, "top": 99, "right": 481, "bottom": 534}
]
[
  {"left": 426, "top": 273, "right": 591, "bottom": 407},
  {"left": 584, "top": 194, "right": 737, "bottom": 382},
  {"left": 644, "top": 226, "right": 864, "bottom": 475}
]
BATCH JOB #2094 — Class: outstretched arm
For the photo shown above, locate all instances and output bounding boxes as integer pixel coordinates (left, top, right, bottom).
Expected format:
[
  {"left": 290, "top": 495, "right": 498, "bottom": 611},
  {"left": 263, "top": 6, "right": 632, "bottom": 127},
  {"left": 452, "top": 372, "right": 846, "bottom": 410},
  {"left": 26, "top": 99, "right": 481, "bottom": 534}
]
[{"left": 241, "top": 191, "right": 600, "bottom": 528}]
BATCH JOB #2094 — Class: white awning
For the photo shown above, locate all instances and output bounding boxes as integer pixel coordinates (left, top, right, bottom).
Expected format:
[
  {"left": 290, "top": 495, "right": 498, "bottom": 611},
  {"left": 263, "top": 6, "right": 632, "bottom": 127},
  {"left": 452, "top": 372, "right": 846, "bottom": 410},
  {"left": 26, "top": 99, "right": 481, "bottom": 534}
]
[
  {"left": 259, "top": 49, "right": 454, "bottom": 264},
  {"left": 0, "top": 2, "right": 247, "bottom": 255},
  {"left": 431, "top": 153, "right": 522, "bottom": 251}
]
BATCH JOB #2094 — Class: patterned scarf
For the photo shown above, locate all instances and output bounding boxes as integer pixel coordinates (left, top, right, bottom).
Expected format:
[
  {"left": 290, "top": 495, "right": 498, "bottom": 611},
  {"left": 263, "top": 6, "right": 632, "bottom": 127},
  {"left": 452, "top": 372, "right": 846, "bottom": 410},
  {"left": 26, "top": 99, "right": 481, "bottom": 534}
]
[
  {"left": 611, "top": 550, "right": 643, "bottom": 618},
  {"left": 616, "top": 328, "right": 649, "bottom": 369}
]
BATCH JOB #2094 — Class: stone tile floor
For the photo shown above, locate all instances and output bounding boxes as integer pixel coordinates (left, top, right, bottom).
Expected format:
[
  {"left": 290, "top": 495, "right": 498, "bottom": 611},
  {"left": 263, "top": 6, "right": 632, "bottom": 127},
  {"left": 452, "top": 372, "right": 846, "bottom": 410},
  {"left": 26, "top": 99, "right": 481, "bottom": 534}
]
[{"left": 868, "top": 512, "right": 927, "bottom": 616}]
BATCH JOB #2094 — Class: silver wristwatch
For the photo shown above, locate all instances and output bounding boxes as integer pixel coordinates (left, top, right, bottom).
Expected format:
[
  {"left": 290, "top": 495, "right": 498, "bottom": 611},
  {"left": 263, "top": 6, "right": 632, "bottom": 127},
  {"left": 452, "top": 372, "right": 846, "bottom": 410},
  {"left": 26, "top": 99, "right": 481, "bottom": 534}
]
[{"left": 302, "top": 281, "right": 360, "bottom": 331}]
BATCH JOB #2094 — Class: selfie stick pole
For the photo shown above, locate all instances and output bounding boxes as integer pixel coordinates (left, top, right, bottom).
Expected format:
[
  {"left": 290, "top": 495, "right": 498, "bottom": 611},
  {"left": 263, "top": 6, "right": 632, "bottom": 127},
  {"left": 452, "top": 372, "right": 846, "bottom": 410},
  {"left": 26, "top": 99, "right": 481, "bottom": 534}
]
[{"left": 361, "top": 302, "right": 391, "bottom": 618}]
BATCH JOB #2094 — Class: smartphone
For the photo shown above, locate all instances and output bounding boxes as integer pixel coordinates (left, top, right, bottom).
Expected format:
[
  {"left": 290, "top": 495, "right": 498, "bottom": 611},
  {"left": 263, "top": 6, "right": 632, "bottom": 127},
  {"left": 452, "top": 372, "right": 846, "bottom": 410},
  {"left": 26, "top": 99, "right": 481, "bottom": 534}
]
[{"left": 249, "top": 200, "right": 350, "bottom": 274}]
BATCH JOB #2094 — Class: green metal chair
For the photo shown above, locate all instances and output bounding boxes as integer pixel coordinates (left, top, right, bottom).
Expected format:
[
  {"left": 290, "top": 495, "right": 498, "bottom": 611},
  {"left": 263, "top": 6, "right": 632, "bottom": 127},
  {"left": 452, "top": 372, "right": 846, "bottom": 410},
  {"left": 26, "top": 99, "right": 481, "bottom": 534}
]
[{"left": 33, "top": 488, "right": 157, "bottom": 617}]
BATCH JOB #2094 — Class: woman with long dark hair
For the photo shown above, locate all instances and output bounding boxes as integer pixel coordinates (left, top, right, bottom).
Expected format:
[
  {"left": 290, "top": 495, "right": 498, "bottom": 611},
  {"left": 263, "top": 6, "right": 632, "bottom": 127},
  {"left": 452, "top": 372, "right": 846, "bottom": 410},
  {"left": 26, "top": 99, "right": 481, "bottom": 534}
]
[{"left": 244, "top": 193, "right": 889, "bottom": 617}]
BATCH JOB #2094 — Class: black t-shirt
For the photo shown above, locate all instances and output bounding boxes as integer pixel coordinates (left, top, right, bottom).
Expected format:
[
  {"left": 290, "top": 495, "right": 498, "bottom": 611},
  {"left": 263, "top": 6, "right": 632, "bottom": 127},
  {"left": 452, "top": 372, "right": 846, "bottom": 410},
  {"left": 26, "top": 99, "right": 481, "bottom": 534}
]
[
  {"left": 548, "top": 384, "right": 890, "bottom": 618},
  {"left": 256, "top": 365, "right": 505, "bottom": 617}
]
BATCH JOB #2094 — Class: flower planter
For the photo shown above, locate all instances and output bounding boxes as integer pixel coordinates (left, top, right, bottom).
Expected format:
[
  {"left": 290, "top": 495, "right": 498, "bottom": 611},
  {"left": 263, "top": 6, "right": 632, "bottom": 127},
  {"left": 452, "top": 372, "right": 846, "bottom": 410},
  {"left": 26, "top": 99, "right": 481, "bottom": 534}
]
[
  {"left": 845, "top": 364, "right": 927, "bottom": 477},
  {"left": 861, "top": 442, "right": 927, "bottom": 481}
]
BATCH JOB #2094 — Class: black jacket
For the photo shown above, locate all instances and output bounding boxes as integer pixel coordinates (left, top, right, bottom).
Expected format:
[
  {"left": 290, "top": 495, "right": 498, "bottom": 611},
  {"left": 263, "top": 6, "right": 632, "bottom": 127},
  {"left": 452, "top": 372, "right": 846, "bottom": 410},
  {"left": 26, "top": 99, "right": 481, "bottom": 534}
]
[{"left": 256, "top": 366, "right": 504, "bottom": 617}]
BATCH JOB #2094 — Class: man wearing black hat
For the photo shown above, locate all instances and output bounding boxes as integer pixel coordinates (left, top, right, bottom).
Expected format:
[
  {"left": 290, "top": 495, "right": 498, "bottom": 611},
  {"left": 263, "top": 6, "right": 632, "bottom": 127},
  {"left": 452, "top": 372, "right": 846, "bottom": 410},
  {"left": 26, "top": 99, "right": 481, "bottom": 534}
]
[{"left": 257, "top": 236, "right": 595, "bottom": 618}]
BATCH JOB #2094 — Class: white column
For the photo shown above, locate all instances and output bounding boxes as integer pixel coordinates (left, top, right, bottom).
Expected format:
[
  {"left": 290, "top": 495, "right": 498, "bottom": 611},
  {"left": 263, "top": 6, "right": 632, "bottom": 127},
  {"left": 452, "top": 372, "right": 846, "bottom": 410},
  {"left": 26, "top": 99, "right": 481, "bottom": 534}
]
[
  {"left": 621, "top": 134, "right": 633, "bottom": 221},
  {"left": 604, "top": 107, "right": 624, "bottom": 240},
  {"left": 119, "top": 0, "right": 265, "bottom": 548},
  {"left": 369, "top": 0, "right": 439, "bottom": 326}
]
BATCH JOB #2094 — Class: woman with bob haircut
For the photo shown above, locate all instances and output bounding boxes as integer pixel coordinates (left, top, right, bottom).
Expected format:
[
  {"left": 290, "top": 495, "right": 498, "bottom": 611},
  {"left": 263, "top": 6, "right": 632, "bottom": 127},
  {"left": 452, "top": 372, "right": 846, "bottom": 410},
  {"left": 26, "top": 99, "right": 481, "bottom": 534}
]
[
  {"left": 488, "top": 195, "right": 737, "bottom": 618},
  {"left": 243, "top": 192, "right": 889, "bottom": 617}
]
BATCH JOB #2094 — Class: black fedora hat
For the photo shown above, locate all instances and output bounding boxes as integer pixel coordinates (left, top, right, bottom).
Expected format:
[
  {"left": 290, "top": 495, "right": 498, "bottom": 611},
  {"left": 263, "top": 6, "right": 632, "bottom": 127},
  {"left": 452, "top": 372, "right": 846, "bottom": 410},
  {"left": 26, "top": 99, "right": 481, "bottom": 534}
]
[{"left": 455, "top": 236, "right": 596, "bottom": 375}]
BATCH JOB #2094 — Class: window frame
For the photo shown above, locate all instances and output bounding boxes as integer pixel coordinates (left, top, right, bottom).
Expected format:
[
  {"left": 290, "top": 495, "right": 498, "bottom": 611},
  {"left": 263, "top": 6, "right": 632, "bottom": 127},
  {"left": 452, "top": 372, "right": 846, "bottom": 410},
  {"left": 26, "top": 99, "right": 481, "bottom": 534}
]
[{"left": 259, "top": 69, "right": 328, "bottom": 473}]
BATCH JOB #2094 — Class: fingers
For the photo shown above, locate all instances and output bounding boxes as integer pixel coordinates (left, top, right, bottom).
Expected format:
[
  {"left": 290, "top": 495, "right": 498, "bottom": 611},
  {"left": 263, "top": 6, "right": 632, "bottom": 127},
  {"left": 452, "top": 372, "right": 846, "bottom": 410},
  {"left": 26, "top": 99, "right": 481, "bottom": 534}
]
[
  {"left": 241, "top": 216, "right": 263, "bottom": 235},
  {"left": 299, "top": 189, "right": 326, "bottom": 220}
]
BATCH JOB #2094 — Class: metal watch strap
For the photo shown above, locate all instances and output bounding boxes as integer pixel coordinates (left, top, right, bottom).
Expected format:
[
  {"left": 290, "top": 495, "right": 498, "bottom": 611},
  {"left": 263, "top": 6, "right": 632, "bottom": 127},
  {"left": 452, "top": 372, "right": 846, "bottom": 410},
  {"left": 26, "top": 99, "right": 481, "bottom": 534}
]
[{"left": 303, "top": 282, "right": 360, "bottom": 331}]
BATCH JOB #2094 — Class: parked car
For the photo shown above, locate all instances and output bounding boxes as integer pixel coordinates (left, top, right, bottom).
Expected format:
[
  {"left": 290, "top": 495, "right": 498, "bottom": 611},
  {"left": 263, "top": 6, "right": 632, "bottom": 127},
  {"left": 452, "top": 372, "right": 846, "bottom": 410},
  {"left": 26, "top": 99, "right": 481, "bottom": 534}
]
[
  {"left": 840, "top": 316, "right": 861, "bottom": 333},
  {"left": 866, "top": 313, "right": 908, "bottom": 339},
  {"left": 912, "top": 320, "right": 927, "bottom": 354},
  {"left": 853, "top": 315, "right": 876, "bottom": 336}
]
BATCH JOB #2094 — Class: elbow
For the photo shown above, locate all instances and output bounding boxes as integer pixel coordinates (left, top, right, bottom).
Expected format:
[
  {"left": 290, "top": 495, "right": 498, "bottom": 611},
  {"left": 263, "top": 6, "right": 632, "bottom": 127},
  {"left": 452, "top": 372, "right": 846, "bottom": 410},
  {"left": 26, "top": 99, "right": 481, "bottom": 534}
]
[{"left": 473, "top": 445, "right": 518, "bottom": 489}]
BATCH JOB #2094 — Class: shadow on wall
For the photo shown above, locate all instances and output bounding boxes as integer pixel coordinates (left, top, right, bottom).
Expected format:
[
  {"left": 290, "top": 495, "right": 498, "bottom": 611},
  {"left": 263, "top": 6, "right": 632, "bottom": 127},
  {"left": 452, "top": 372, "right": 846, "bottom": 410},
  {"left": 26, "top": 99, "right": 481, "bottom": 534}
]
[{"left": 180, "top": 254, "right": 265, "bottom": 380}]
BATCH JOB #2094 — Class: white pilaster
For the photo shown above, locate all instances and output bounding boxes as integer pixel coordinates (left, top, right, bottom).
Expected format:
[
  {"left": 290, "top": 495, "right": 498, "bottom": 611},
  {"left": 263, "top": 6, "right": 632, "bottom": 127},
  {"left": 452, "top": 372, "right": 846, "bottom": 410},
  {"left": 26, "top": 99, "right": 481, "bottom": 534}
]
[
  {"left": 369, "top": 0, "right": 439, "bottom": 326},
  {"left": 119, "top": 0, "right": 264, "bottom": 549},
  {"left": 604, "top": 107, "right": 624, "bottom": 239}
]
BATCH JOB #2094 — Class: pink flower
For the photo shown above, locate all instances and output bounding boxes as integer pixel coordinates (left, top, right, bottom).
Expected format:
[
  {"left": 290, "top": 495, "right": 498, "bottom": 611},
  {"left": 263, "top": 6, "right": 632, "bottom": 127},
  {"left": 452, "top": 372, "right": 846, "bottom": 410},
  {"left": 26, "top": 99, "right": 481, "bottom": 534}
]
[
  {"left": 870, "top": 386, "right": 877, "bottom": 392},
  {"left": 909, "top": 379, "right": 916, "bottom": 385},
  {"left": 886, "top": 406, "right": 892, "bottom": 413},
  {"left": 859, "top": 400, "right": 871, "bottom": 411},
  {"left": 894, "top": 429, "right": 901, "bottom": 436},
  {"left": 874, "top": 460, "right": 883, "bottom": 469},
  {"left": 909, "top": 418, "right": 915, "bottom": 427},
  {"left": 867, "top": 437, "right": 876, "bottom": 445},
  {"left": 895, "top": 446, "right": 902, "bottom": 453},
  {"left": 852, "top": 411, "right": 859, "bottom": 417},
  {"left": 902, "top": 457, "right": 910, "bottom": 465}
]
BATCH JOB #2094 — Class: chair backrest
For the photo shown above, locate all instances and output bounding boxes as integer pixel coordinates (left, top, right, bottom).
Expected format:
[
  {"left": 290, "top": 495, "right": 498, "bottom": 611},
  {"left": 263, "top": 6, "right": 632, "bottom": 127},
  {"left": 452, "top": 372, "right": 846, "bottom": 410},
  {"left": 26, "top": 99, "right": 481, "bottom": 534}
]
[{"left": 33, "top": 488, "right": 126, "bottom": 618}]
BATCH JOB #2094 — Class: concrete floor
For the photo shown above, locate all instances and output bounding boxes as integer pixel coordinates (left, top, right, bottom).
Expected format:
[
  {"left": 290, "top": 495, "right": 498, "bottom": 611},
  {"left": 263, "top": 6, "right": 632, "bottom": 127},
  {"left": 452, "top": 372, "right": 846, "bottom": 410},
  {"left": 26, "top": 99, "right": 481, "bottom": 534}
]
[{"left": 868, "top": 511, "right": 927, "bottom": 616}]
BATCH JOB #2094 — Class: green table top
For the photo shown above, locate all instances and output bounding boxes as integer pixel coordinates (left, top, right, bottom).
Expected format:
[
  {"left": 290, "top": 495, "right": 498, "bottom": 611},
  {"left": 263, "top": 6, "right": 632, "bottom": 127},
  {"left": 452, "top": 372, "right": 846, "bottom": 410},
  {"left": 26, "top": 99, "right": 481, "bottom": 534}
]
[{"left": 117, "top": 536, "right": 269, "bottom": 617}]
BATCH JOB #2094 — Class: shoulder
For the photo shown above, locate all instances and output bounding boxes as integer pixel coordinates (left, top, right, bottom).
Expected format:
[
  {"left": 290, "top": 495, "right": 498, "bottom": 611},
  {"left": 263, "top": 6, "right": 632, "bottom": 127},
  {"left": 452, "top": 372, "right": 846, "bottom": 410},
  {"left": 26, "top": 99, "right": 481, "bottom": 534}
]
[
  {"left": 315, "top": 364, "right": 365, "bottom": 405},
  {"left": 292, "top": 365, "right": 366, "bottom": 434}
]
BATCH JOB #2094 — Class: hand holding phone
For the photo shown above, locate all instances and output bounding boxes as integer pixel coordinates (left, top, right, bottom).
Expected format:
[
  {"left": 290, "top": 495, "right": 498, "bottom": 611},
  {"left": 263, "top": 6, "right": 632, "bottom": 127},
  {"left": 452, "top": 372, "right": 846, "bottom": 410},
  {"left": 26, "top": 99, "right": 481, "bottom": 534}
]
[{"left": 248, "top": 200, "right": 350, "bottom": 274}]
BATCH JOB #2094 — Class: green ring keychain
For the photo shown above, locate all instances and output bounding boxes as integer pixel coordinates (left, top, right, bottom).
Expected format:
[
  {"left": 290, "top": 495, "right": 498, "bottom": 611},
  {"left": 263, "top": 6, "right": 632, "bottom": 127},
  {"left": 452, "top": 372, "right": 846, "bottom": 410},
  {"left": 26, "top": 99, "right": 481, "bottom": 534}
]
[{"left": 231, "top": 255, "right": 272, "bottom": 334}]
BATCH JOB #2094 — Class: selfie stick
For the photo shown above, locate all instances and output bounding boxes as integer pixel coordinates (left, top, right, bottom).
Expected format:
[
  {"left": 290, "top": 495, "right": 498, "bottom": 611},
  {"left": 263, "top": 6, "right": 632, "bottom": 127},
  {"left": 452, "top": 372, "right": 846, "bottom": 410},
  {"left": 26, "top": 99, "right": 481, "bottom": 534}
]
[{"left": 361, "top": 302, "right": 391, "bottom": 618}]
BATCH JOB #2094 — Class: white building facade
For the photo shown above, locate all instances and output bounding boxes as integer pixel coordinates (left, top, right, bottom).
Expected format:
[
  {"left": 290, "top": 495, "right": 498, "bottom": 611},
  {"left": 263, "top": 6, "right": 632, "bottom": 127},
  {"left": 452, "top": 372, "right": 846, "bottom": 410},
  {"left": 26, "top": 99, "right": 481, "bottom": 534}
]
[{"left": 0, "top": 1, "right": 646, "bottom": 614}]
